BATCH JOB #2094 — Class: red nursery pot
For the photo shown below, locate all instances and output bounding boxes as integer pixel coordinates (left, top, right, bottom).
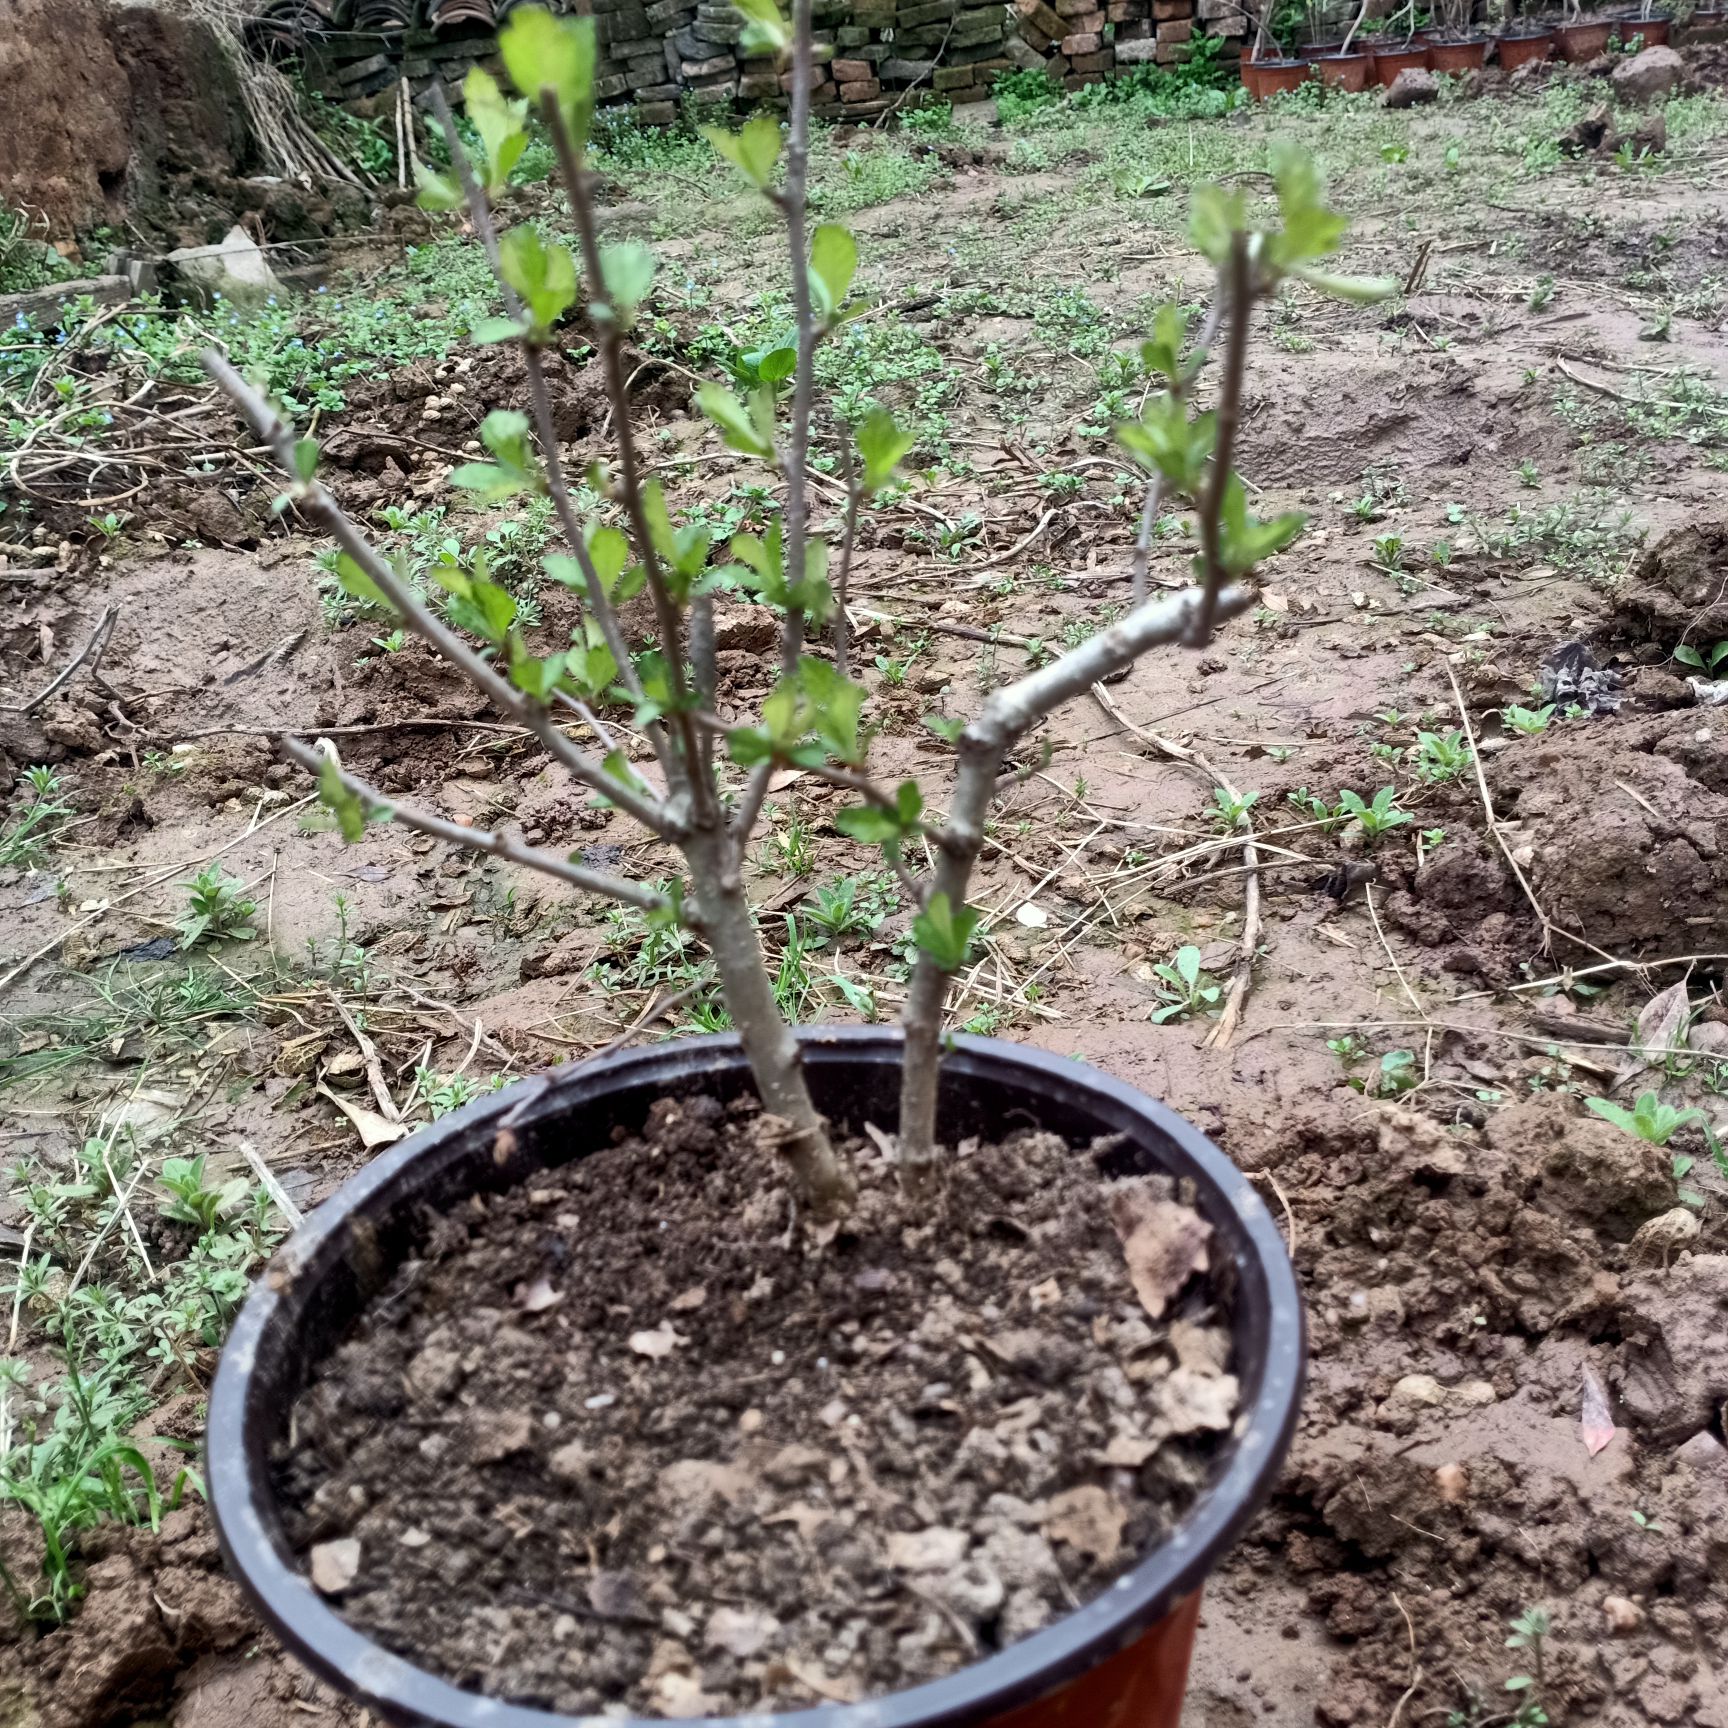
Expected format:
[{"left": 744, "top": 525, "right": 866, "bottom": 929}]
[
  {"left": 1370, "top": 40, "right": 1432, "bottom": 80},
  {"left": 1244, "top": 53, "right": 1313, "bottom": 96},
  {"left": 1495, "top": 26, "right": 1555, "bottom": 63},
  {"left": 1555, "top": 16, "right": 1615, "bottom": 55},
  {"left": 1313, "top": 49, "right": 1372, "bottom": 87},
  {"left": 206, "top": 1029, "right": 1305, "bottom": 1728},
  {"left": 1428, "top": 33, "right": 1490, "bottom": 68},
  {"left": 1613, "top": 10, "right": 1671, "bottom": 40}
]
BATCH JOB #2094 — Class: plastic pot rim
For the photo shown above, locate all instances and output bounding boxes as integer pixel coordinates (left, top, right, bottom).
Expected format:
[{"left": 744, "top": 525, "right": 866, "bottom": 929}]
[{"left": 206, "top": 1028, "right": 1305, "bottom": 1728}]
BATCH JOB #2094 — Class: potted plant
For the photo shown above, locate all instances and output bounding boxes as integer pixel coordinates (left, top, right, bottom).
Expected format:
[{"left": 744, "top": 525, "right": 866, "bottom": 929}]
[
  {"left": 201, "top": 8, "right": 1392, "bottom": 1723},
  {"left": 1427, "top": 0, "right": 1490, "bottom": 66},
  {"left": 1242, "top": 0, "right": 1313, "bottom": 96},
  {"left": 1610, "top": 0, "right": 1673, "bottom": 43},
  {"left": 1311, "top": 0, "right": 1374, "bottom": 87},
  {"left": 1495, "top": 0, "right": 1556, "bottom": 65},
  {"left": 1368, "top": 0, "right": 1433, "bottom": 81},
  {"left": 1554, "top": 0, "right": 1616, "bottom": 57}
]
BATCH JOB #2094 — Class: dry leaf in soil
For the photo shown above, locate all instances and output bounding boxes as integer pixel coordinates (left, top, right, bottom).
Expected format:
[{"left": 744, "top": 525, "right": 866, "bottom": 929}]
[
  {"left": 885, "top": 1526, "right": 970, "bottom": 1571},
  {"left": 309, "top": 1537, "right": 361, "bottom": 1594},
  {"left": 1159, "top": 1366, "right": 1241, "bottom": 1435},
  {"left": 1615, "top": 980, "right": 1691, "bottom": 1086},
  {"left": 1042, "top": 1484, "right": 1127, "bottom": 1566},
  {"left": 629, "top": 1324, "right": 685, "bottom": 1358},
  {"left": 515, "top": 1277, "right": 562, "bottom": 1313},
  {"left": 1581, "top": 1362, "right": 1616, "bottom": 1457},
  {"left": 1108, "top": 1178, "right": 1212, "bottom": 1321},
  {"left": 705, "top": 1606, "right": 782, "bottom": 1658}
]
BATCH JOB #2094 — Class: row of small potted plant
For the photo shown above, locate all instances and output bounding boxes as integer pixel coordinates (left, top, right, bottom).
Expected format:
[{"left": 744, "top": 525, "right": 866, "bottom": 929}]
[{"left": 1239, "top": 0, "right": 1694, "bottom": 98}]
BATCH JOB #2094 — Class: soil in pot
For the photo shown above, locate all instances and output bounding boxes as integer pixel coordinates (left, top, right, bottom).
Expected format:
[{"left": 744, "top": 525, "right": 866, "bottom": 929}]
[
  {"left": 1555, "top": 15, "right": 1614, "bottom": 55},
  {"left": 1427, "top": 32, "right": 1490, "bottom": 67},
  {"left": 1369, "top": 41, "right": 1431, "bottom": 80},
  {"left": 1494, "top": 25, "right": 1554, "bottom": 63},
  {"left": 1312, "top": 49, "right": 1371, "bottom": 87},
  {"left": 272, "top": 1094, "right": 1245, "bottom": 1718}
]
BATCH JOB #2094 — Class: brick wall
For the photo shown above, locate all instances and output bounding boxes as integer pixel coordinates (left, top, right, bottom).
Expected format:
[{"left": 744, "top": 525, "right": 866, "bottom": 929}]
[{"left": 301, "top": 0, "right": 1246, "bottom": 124}]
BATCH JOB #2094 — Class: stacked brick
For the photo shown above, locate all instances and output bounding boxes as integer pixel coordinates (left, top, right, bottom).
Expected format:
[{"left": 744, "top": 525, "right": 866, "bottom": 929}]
[{"left": 300, "top": 0, "right": 1218, "bottom": 126}]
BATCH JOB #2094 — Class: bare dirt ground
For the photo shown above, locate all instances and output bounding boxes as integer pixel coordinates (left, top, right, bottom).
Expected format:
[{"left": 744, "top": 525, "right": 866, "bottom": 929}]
[{"left": 5, "top": 63, "right": 1728, "bottom": 1728}]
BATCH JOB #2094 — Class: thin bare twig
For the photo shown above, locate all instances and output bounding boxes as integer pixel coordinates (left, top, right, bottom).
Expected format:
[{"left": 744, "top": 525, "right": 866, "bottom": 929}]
[
  {"left": 283, "top": 738, "right": 673, "bottom": 914},
  {"left": 7, "top": 605, "right": 117, "bottom": 715}
]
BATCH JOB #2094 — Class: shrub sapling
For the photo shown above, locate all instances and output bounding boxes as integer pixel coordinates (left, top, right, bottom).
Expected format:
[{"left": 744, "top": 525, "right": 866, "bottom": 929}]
[{"left": 206, "top": 0, "right": 1392, "bottom": 1214}]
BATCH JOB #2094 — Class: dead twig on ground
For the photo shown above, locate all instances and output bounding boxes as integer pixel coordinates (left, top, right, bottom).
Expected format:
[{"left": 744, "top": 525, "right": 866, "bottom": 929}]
[{"left": 6, "top": 605, "right": 117, "bottom": 715}]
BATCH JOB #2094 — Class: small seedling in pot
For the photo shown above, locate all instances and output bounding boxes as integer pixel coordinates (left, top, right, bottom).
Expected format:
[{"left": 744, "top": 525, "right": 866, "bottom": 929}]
[
  {"left": 1149, "top": 945, "right": 1222, "bottom": 1024},
  {"left": 1585, "top": 1090, "right": 1703, "bottom": 1146},
  {"left": 1502, "top": 703, "right": 1555, "bottom": 736},
  {"left": 175, "top": 866, "right": 257, "bottom": 950},
  {"left": 1339, "top": 786, "right": 1412, "bottom": 839},
  {"left": 1674, "top": 640, "right": 1728, "bottom": 675}
]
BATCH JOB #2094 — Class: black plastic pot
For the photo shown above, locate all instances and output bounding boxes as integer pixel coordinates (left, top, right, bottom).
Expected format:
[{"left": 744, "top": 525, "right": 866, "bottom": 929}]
[{"left": 207, "top": 1028, "right": 1304, "bottom": 1728}]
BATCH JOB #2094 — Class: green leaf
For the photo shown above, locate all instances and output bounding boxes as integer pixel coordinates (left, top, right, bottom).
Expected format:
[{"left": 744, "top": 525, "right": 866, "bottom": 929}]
[
  {"left": 696, "top": 381, "right": 774, "bottom": 458},
  {"left": 807, "top": 223, "right": 858, "bottom": 324},
  {"left": 1268, "top": 139, "right": 1348, "bottom": 272},
  {"left": 1188, "top": 182, "right": 1247, "bottom": 267},
  {"left": 597, "top": 241, "right": 655, "bottom": 327},
  {"left": 464, "top": 66, "right": 529, "bottom": 194},
  {"left": 414, "top": 164, "right": 465, "bottom": 211},
  {"left": 507, "top": 632, "right": 566, "bottom": 699},
  {"left": 1215, "top": 474, "right": 1305, "bottom": 576},
  {"left": 318, "top": 754, "right": 368, "bottom": 843},
  {"left": 498, "top": 226, "right": 578, "bottom": 335},
  {"left": 333, "top": 552, "right": 396, "bottom": 613},
  {"left": 1139, "top": 302, "right": 1188, "bottom": 383},
  {"left": 1290, "top": 267, "right": 1399, "bottom": 304},
  {"left": 1674, "top": 645, "right": 1706, "bottom": 670},
  {"left": 856, "top": 409, "right": 914, "bottom": 493},
  {"left": 589, "top": 523, "right": 631, "bottom": 594},
  {"left": 732, "top": 0, "right": 790, "bottom": 53},
  {"left": 756, "top": 345, "right": 798, "bottom": 385},
  {"left": 1175, "top": 944, "right": 1201, "bottom": 987},
  {"left": 471, "top": 314, "right": 528, "bottom": 345},
  {"left": 499, "top": 7, "right": 597, "bottom": 145},
  {"left": 449, "top": 462, "right": 524, "bottom": 501},
  {"left": 1115, "top": 397, "right": 1214, "bottom": 496},
  {"left": 702, "top": 111, "right": 783, "bottom": 189},
  {"left": 912, "top": 892, "right": 980, "bottom": 973},
  {"left": 834, "top": 805, "right": 901, "bottom": 844},
  {"left": 292, "top": 438, "right": 320, "bottom": 483},
  {"left": 797, "top": 657, "right": 865, "bottom": 763}
]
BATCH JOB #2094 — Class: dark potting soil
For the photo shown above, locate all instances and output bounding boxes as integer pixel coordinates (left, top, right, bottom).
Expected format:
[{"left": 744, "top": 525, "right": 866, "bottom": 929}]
[{"left": 274, "top": 1093, "right": 1242, "bottom": 1717}]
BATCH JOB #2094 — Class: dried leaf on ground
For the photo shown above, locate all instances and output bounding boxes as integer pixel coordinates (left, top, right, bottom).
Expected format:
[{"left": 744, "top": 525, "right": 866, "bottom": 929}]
[
  {"left": 1108, "top": 1179, "right": 1212, "bottom": 1320},
  {"left": 314, "top": 1082, "right": 406, "bottom": 1149},
  {"left": 1581, "top": 1362, "right": 1616, "bottom": 1457},
  {"left": 629, "top": 1324, "right": 686, "bottom": 1358},
  {"left": 1616, "top": 981, "right": 1691, "bottom": 1085}
]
